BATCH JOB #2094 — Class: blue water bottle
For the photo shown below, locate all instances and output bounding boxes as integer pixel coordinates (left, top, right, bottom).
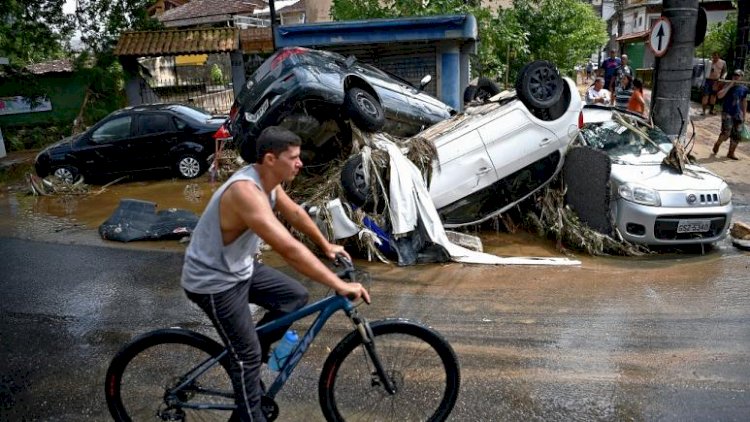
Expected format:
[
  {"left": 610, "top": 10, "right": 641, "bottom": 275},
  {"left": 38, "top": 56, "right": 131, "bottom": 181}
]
[{"left": 268, "top": 330, "right": 299, "bottom": 371}]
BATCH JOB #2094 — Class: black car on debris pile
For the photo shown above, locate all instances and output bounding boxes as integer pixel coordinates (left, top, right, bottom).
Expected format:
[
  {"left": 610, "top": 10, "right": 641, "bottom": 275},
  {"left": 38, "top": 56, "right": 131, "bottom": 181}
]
[
  {"left": 228, "top": 46, "right": 455, "bottom": 166},
  {"left": 35, "top": 104, "right": 226, "bottom": 183}
]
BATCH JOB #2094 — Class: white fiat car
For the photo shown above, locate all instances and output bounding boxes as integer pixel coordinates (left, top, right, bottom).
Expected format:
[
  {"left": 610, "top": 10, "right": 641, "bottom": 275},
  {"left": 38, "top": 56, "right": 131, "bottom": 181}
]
[
  {"left": 580, "top": 106, "right": 733, "bottom": 245},
  {"left": 341, "top": 61, "right": 584, "bottom": 227}
]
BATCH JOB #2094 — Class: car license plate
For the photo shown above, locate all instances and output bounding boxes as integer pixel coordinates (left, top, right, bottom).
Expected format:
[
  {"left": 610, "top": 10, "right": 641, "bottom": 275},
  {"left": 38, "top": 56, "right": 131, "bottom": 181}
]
[
  {"left": 245, "top": 99, "right": 269, "bottom": 123},
  {"left": 676, "top": 219, "right": 711, "bottom": 233}
]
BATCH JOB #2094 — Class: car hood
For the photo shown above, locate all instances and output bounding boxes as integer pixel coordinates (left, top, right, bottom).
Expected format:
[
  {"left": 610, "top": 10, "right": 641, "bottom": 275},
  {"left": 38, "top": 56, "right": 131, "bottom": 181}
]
[
  {"left": 45, "top": 133, "right": 82, "bottom": 152},
  {"left": 611, "top": 161, "right": 725, "bottom": 190},
  {"left": 206, "top": 117, "right": 227, "bottom": 127}
]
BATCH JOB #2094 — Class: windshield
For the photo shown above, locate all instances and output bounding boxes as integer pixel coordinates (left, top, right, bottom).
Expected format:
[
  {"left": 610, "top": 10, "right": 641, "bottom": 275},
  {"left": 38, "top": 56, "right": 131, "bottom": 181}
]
[
  {"left": 580, "top": 116, "right": 674, "bottom": 163},
  {"left": 168, "top": 104, "right": 214, "bottom": 122}
]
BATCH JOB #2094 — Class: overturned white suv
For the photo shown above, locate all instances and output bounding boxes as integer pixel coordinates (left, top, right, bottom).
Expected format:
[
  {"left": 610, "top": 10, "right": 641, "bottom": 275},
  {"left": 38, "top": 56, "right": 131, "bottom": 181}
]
[{"left": 340, "top": 61, "right": 583, "bottom": 227}]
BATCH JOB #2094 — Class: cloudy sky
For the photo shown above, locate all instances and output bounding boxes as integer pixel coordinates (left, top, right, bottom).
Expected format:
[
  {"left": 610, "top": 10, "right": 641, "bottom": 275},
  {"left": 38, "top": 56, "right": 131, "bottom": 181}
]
[{"left": 63, "top": 0, "right": 83, "bottom": 50}]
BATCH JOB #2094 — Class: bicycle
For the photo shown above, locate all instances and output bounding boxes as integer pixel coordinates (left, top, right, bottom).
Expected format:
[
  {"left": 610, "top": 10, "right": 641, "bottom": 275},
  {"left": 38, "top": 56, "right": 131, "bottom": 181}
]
[{"left": 104, "top": 256, "right": 461, "bottom": 421}]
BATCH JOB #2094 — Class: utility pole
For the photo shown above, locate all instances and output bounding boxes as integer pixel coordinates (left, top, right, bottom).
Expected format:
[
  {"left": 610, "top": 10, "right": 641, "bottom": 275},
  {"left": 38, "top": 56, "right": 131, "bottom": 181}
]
[
  {"left": 269, "top": 0, "right": 277, "bottom": 51},
  {"left": 734, "top": 0, "right": 749, "bottom": 72},
  {"left": 651, "top": 0, "right": 698, "bottom": 138}
]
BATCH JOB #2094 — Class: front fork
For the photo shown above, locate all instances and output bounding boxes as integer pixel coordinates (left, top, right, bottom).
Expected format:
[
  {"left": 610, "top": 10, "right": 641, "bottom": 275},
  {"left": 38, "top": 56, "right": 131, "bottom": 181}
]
[{"left": 350, "top": 311, "right": 398, "bottom": 395}]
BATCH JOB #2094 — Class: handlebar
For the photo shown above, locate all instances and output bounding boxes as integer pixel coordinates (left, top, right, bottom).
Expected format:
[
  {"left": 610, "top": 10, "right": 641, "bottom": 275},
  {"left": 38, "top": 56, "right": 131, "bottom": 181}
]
[{"left": 333, "top": 253, "right": 356, "bottom": 281}]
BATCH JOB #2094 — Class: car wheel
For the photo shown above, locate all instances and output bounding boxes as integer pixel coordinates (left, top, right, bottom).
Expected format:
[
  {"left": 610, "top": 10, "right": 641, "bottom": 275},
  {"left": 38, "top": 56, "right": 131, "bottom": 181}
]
[
  {"left": 52, "top": 166, "right": 79, "bottom": 184},
  {"left": 340, "top": 154, "right": 385, "bottom": 213},
  {"left": 344, "top": 87, "right": 385, "bottom": 132},
  {"left": 516, "top": 60, "right": 564, "bottom": 111},
  {"left": 468, "top": 77, "right": 501, "bottom": 103},
  {"left": 176, "top": 154, "right": 206, "bottom": 179},
  {"left": 341, "top": 154, "right": 369, "bottom": 206}
]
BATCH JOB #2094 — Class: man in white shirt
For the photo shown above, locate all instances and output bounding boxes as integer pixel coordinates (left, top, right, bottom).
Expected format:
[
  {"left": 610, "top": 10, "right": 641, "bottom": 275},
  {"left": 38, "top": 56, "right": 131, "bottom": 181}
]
[{"left": 586, "top": 77, "right": 611, "bottom": 105}]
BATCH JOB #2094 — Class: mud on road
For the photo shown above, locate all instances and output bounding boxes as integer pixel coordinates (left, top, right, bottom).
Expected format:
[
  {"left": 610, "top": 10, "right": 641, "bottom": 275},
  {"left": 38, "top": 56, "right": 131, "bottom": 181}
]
[{"left": 1, "top": 94, "right": 749, "bottom": 420}]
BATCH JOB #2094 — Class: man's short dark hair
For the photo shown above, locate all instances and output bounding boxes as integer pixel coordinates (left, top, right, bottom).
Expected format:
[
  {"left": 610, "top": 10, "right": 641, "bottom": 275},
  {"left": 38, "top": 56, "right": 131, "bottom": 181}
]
[{"left": 239, "top": 126, "right": 302, "bottom": 163}]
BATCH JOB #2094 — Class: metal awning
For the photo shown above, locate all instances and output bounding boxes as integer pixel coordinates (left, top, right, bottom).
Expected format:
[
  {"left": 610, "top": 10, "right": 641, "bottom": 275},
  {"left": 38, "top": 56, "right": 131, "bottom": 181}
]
[
  {"left": 114, "top": 28, "right": 240, "bottom": 57},
  {"left": 617, "top": 30, "right": 650, "bottom": 43}
]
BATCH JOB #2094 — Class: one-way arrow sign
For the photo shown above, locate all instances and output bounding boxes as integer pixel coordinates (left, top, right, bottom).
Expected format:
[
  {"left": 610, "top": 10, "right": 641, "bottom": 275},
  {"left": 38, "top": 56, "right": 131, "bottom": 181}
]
[{"left": 649, "top": 17, "right": 672, "bottom": 57}]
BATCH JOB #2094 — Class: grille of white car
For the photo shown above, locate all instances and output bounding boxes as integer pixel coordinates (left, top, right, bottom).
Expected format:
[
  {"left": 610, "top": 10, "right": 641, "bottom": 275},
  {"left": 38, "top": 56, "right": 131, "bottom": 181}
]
[{"left": 686, "top": 192, "right": 719, "bottom": 206}]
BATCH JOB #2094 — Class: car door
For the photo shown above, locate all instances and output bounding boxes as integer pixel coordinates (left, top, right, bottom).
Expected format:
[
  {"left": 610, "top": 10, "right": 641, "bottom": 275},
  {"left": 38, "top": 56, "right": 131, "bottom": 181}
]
[
  {"left": 81, "top": 115, "right": 135, "bottom": 176},
  {"left": 354, "top": 64, "right": 417, "bottom": 133},
  {"left": 130, "top": 112, "right": 179, "bottom": 171},
  {"left": 477, "top": 107, "right": 562, "bottom": 209},
  {"left": 428, "top": 124, "right": 497, "bottom": 226}
]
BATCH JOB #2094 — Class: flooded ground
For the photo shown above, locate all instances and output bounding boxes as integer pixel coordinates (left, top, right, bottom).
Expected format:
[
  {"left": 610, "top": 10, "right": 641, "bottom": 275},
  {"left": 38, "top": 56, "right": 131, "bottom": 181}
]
[{"left": 1, "top": 99, "right": 749, "bottom": 420}]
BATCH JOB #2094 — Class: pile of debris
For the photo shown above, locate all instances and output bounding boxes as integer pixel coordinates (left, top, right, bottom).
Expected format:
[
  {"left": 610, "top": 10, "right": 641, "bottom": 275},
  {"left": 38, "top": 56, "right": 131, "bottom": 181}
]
[
  {"left": 27, "top": 173, "right": 91, "bottom": 196},
  {"left": 26, "top": 173, "right": 125, "bottom": 196},
  {"left": 730, "top": 221, "right": 750, "bottom": 250}
]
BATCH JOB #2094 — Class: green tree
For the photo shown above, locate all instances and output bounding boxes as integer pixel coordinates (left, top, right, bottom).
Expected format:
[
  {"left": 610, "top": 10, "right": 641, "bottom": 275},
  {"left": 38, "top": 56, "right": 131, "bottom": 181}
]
[
  {"left": 75, "top": 0, "right": 163, "bottom": 54},
  {"left": 0, "top": 0, "right": 75, "bottom": 67},
  {"left": 330, "top": 0, "right": 606, "bottom": 83},
  {"left": 698, "top": 14, "right": 737, "bottom": 63},
  {"left": 507, "top": 0, "right": 607, "bottom": 76}
]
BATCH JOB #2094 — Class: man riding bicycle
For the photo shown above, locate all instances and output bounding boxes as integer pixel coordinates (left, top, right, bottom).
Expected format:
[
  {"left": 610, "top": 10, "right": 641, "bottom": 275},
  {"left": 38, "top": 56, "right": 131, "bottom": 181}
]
[{"left": 181, "top": 125, "right": 370, "bottom": 421}]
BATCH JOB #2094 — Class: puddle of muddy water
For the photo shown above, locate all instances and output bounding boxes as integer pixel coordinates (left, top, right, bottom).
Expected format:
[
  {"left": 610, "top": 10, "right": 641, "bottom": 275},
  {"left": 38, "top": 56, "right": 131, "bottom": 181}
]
[
  {"left": 1, "top": 175, "right": 749, "bottom": 264},
  {"left": 0, "top": 178, "right": 216, "bottom": 249}
]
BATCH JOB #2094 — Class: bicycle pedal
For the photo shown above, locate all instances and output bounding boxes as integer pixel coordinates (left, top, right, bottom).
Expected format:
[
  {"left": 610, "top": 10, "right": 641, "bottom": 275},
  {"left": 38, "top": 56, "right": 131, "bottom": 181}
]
[
  {"left": 370, "top": 372, "right": 381, "bottom": 387},
  {"left": 261, "top": 395, "right": 279, "bottom": 421}
]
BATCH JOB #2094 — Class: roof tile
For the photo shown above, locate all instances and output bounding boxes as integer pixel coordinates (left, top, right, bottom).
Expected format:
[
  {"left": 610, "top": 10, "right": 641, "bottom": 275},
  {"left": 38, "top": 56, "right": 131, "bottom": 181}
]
[
  {"left": 158, "top": 0, "right": 264, "bottom": 23},
  {"left": 114, "top": 28, "right": 240, "bottom": 56}
]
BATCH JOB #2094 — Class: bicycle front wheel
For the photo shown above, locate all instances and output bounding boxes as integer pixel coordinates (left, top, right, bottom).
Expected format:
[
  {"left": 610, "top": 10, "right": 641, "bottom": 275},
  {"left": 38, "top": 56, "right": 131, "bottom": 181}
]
[
  {"left": 319, "top": 319, "right": 460, "bottom": 422},
  {"left": 105, "top": 328, "right": 236, "bottom": 421}
]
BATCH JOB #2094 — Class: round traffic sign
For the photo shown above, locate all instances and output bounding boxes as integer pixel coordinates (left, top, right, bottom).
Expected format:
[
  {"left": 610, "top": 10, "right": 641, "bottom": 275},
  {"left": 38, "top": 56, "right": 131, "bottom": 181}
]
[{"left": 649, "top": 17, "right": 672, "bottom": 57}]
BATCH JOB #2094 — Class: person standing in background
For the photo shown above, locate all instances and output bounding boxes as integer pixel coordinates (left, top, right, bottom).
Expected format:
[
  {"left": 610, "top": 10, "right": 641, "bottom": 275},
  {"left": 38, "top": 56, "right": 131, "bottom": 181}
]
[
  {"left": 613, "top": 74, "right": 634, "bottom": 110},
  {"left": 613, "top": 54, "right": 633, "bottom": 92},
  {"left": 702, "top": 52, "right": 727, "bottom": 115},
  {"left": 712, "top": 69, "right": 748, "bottom": 160},
  {"left": 586, "top": 77, "right": 611, "bottom": 105},
  {"left": 600, "top": 50, "right": 621, "bottom": 94},
  {"left": 627, "top": 78, "right": 647, "bottom": 117}
]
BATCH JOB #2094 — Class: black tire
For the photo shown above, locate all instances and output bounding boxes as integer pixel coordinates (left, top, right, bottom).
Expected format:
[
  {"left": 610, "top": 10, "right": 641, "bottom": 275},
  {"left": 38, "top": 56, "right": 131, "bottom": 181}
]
[
  {"left": 341, "top": 154, "right": 369, "bottom": 206},
  {"left": 344, "top": 87, "right": 385, "bottom": 132},
  {"left": 176, "top": 153, "right": 206, "bottom": 179},
  {"left": 52, "top": 165, "right": 79, "bottom": 184},
  {"left": 340, "top": 154, "right": 385, "bottom": 213},
  {"left": 105, "top": 328, "right": 236, "bottom": 421},
  {"left": 463, "top": 85, "right": 478, "bottom": 104},
  {"left": 474, "top": 77, "right": 501, "bottom": 101},
  {"left": 516, "top": 60, "right": 564, "bottom": 110},
  {"left": 318, "top": 319, "right": 461, "bottom": 422}
]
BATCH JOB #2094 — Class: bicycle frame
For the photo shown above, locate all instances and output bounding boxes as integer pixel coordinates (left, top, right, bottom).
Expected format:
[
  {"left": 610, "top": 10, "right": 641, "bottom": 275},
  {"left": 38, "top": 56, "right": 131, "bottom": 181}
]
[
  {"left": 168, "top": 294, "right": 359, "bottom": 412},
  {"left": 258, "top": 294, "right": 355, "bottom": 397}
]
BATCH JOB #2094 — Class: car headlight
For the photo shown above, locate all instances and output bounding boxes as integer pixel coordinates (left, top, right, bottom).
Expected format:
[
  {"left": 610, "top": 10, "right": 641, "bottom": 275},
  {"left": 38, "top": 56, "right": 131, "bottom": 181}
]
[
  {"left": 618, "top": 183, "right": 661, "bottom": 206},
  {"left": 719, "top": 183, "right": 732, "bottom": 205}
]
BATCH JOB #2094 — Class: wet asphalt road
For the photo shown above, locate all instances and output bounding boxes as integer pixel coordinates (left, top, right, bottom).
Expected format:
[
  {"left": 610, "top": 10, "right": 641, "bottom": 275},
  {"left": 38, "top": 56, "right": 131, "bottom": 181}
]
[{"left": 1, "top": 233, "right": 749, "bottom": 421}]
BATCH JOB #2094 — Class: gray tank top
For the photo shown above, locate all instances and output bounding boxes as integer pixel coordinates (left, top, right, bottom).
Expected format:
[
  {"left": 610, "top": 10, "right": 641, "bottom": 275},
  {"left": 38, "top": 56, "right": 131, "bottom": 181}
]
[{"left": 181, "top": 165, "right": 276, "bottom": 294}]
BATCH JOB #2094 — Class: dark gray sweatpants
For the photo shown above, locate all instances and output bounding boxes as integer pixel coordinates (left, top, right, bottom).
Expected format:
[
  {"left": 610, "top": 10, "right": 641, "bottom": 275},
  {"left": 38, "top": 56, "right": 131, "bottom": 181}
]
[{"left": 185, "top": 262, "right": 309, "bottom": 421}]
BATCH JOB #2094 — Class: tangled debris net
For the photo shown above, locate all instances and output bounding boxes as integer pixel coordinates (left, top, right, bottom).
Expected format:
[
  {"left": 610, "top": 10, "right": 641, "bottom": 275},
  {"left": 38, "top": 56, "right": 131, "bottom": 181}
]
[{"left": 520, "top": 177, "right": 650, "bottom": 257}]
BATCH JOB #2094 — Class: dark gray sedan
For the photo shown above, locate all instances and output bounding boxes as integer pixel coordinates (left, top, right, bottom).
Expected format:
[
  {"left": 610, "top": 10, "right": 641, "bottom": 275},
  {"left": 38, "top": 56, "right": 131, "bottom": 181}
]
[
  {"left": 35, "top": 104, "right": 225, "bottom": 183},
  {"left": 228, "top": 47, "right": 454, "bottom": 166}
]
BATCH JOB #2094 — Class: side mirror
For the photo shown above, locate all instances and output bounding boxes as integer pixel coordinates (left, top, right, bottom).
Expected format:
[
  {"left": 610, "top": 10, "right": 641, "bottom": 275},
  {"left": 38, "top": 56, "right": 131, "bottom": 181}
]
[{"left": 419, "top": 75, "right": 432, "bottom": 91}]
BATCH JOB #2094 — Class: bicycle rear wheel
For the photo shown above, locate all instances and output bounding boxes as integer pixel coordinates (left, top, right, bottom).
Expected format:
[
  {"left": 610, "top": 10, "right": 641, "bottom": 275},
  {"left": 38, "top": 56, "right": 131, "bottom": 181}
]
[
  {"left": 105, "top": 328, "right": 236, "bottom": 421},
  {"left": 319, "top": 319, "right": 460, "bottom": 422}
]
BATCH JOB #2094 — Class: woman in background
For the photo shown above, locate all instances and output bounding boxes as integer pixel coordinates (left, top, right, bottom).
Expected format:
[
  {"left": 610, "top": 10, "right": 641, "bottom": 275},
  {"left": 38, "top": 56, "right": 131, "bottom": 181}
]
[
  {"left": 627, "top": 78, "right": 646, "bottom": 117},
  {"left": 613, "top": 74, "right": 633, "bottom": 110}
]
